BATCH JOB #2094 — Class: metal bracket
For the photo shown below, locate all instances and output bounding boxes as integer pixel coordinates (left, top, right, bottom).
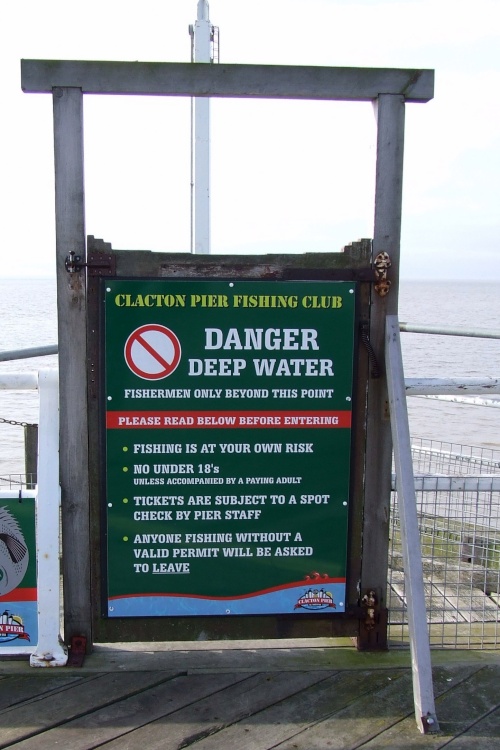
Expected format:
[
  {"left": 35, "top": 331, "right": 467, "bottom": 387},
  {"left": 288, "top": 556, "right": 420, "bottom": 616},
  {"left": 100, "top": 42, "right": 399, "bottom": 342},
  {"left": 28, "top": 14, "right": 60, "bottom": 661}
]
[
  {"left": 361, "top": 589, "right": 378, "bottom": 630},
  {"left": 374, "top": 252, "right": 392, "bottom": 297},
  {"left": 421, "top": 714, "right": 438, "bottom": 734},
  {"left": 353, "top": 588, "right": 388, "bottom": 651},
  {"left": 65, "top": 250, "right": 116, "bottom": 277},
  {"left": 66, "top": 635, "right": 87, "bottom": 667}
]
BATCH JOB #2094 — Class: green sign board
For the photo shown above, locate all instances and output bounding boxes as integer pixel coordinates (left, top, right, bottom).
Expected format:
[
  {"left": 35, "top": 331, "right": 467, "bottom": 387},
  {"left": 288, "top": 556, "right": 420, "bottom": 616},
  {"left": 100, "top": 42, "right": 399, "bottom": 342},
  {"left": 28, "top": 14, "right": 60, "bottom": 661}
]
[{"left": 103, "top": 280, "right": 357, "bottom": 617}]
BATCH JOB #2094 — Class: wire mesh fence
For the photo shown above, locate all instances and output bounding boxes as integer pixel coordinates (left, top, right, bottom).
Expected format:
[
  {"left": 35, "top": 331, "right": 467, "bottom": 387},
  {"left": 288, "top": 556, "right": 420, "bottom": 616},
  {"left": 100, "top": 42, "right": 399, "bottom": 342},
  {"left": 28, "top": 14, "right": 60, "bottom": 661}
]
[
  {"left": 0, "top": 473, "right": 36, "bottom": 490},
  {"left": 389, "top": 438, "right": 500, "bottom": 649}
]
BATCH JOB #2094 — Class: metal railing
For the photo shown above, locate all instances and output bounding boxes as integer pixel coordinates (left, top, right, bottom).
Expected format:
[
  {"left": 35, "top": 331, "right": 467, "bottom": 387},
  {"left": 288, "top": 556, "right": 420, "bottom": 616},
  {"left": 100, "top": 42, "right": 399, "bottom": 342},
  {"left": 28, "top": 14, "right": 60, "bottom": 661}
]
[{"left": 0, "top": 371, "right": 67, "bottom": 665}]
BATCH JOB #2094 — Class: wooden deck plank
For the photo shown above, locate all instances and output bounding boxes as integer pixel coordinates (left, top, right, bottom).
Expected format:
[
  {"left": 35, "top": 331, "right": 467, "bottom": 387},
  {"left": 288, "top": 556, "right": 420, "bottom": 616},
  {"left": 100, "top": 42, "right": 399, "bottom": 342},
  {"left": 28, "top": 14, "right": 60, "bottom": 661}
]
[
  {"left": 89, "top": 670, "right": 339, "bottom": 750},
  {"left": 432, "top": 583, "right": 500, "bottom": 623},
  {"left": 264, "top": 665, "right": 484, "bottom": 749},
  {"left": 389, "top": 621, "right": 500, "bottom": 648},
  {"left": 388, "top": 578, "right": 500, "bottom": 625},
  {"left": 0, "top": 649, "right": 355, "bottom": 676},
  {"left": 0, "top": 674, "right": 84, "bottom": 711},
  {"left": 88, "top": 670, "right": 402, "bottom": 750},
  {"left": 350, "top": 665, "right": 500, "bottom": 748},
  {"left": 0, "top": 672, "right": 254, "bottom": 750},
  {"left": 0, "top": 652, "right": 499, "bottom": 748},
  {"left": 0, "top": 671, "right": 181, "bottom": 747},
  {"left": 444, "top": 705, "right": 500, "bottom": 748},
  {"left": 82, "top": 644, "right": 407, "bottom": 674},
  {"left": 175, "top": 669, "right": 409, "bottom": 750},
  {"left": 390, "top": 573, "right": 467, "bottom": 623}
]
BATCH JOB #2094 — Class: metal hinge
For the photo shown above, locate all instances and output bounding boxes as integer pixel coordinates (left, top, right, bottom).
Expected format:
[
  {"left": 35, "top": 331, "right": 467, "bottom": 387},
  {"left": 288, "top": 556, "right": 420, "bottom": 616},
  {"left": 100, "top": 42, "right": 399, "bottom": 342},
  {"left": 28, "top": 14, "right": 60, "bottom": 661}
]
[
  {"left": 374, "top": 252, "right": 391, "bottom": 297},
  {"left": 353, "top": 588, "right": 388, "bottom": 651},
  {"left": 65, "top": 250, "right": 116, "bottom": 277},
  {"left": 361, "top": 589, "right": 378, "bottom": 630}
]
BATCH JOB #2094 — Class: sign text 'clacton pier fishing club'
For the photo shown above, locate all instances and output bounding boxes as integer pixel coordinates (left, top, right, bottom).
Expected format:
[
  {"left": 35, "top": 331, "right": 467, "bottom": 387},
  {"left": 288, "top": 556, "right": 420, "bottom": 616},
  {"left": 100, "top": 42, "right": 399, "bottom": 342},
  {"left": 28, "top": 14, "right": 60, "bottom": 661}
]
[{"left": 102, "top": 280, "right": 357, "bottom": 617}]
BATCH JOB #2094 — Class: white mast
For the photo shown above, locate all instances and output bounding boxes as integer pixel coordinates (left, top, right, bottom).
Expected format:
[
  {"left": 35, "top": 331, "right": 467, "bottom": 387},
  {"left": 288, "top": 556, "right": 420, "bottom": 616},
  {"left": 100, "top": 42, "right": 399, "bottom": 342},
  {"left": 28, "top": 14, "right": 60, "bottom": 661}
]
[{"left": 189, "top": 1, "right": 218, "bottom": 254}]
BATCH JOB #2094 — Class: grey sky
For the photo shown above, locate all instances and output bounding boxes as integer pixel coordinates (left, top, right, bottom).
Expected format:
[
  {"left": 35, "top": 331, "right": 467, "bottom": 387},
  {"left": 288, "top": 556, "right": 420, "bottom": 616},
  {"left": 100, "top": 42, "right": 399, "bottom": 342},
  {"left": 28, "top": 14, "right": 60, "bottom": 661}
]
[{"left": 1, "top": 0, "right": 499, "bottom": 279}]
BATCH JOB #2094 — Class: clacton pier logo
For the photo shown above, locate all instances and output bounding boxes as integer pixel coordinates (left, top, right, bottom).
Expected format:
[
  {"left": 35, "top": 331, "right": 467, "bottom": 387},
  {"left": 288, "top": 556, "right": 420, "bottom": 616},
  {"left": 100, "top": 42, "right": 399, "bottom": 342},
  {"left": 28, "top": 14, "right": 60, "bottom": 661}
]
[
  {"left": 0, "top": 507, "right": 29, "bottom": 596},
  {"left": 294, "top": 572, "right": 337, "bottom": 611},
  {"left": 0, "top": 610, "right": 30, "bottom": 643}
]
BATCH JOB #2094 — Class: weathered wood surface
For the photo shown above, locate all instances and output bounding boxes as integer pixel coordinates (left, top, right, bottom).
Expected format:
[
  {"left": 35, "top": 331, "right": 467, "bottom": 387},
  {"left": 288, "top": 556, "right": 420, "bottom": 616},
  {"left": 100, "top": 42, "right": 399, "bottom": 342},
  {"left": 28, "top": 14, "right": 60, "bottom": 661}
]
[
  {"left": 361, "top": 94, "right": 405, "bottom": 616},
  {"left": 1, "top": 648, "right": 500, "bottom": 748},
  {"left": 21, "top": 61, "right": 434, "bottom": 102},
  {"left": 53, "top": 86, "right": 92, "bottom": 647}
]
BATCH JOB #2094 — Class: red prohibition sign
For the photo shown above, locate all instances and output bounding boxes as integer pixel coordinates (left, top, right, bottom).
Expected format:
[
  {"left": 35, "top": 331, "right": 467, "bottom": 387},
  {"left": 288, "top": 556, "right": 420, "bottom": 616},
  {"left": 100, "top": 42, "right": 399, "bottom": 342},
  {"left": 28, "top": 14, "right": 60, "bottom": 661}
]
[{"left": 124, "top": 324, "right": 182, "bottom": 380}]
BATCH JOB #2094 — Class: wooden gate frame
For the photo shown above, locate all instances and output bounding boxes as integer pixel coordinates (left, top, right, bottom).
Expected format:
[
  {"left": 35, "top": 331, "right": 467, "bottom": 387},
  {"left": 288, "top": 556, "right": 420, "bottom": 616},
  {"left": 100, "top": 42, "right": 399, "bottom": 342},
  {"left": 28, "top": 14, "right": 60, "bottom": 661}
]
[
  {"left": 21, "top": 59, "right": 434, "bottom": 647},
  {"left": 85, "top": 237, "right": 373, "bottom": 643}
]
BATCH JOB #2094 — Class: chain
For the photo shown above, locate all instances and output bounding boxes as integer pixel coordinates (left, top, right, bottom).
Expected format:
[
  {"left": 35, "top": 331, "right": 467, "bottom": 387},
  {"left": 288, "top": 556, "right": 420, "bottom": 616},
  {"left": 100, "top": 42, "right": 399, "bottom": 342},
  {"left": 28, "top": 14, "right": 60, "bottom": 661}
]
[
  {"left": 0, "top": 476, "right": 25, "bottom": 486},
  {"left": 0, "top": 416, "right": 35, "bottom": 427}
]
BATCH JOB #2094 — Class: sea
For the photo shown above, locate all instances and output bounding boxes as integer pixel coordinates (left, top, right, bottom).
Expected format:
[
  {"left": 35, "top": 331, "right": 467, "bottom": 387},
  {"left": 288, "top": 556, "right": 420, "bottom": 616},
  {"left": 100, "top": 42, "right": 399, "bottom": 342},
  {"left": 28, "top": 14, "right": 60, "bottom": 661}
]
[{"left": 0, "top": 277, "right": 498, "bottom": 476}]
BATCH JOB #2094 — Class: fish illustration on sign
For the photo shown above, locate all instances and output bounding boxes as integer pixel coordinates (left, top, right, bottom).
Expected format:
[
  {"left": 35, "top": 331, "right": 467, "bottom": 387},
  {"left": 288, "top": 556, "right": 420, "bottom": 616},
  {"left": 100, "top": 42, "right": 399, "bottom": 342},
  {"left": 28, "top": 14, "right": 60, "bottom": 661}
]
[{"left": 0, "top": 507, "right": 29, "bottom": 596}]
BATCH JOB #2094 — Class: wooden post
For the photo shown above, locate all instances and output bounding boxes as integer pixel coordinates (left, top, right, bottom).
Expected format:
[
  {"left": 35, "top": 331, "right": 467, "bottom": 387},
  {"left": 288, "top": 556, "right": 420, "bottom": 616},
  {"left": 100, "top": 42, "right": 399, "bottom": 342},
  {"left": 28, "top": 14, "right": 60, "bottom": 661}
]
[
  {"left": 53, "top": 87, "right": 92, "bottom": 647},
  {"left": 361, "top": 95, "right": 405, "bottom": 632},
  {"left": 24, "top": 424, "right": 38, "bottom": 489}
]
